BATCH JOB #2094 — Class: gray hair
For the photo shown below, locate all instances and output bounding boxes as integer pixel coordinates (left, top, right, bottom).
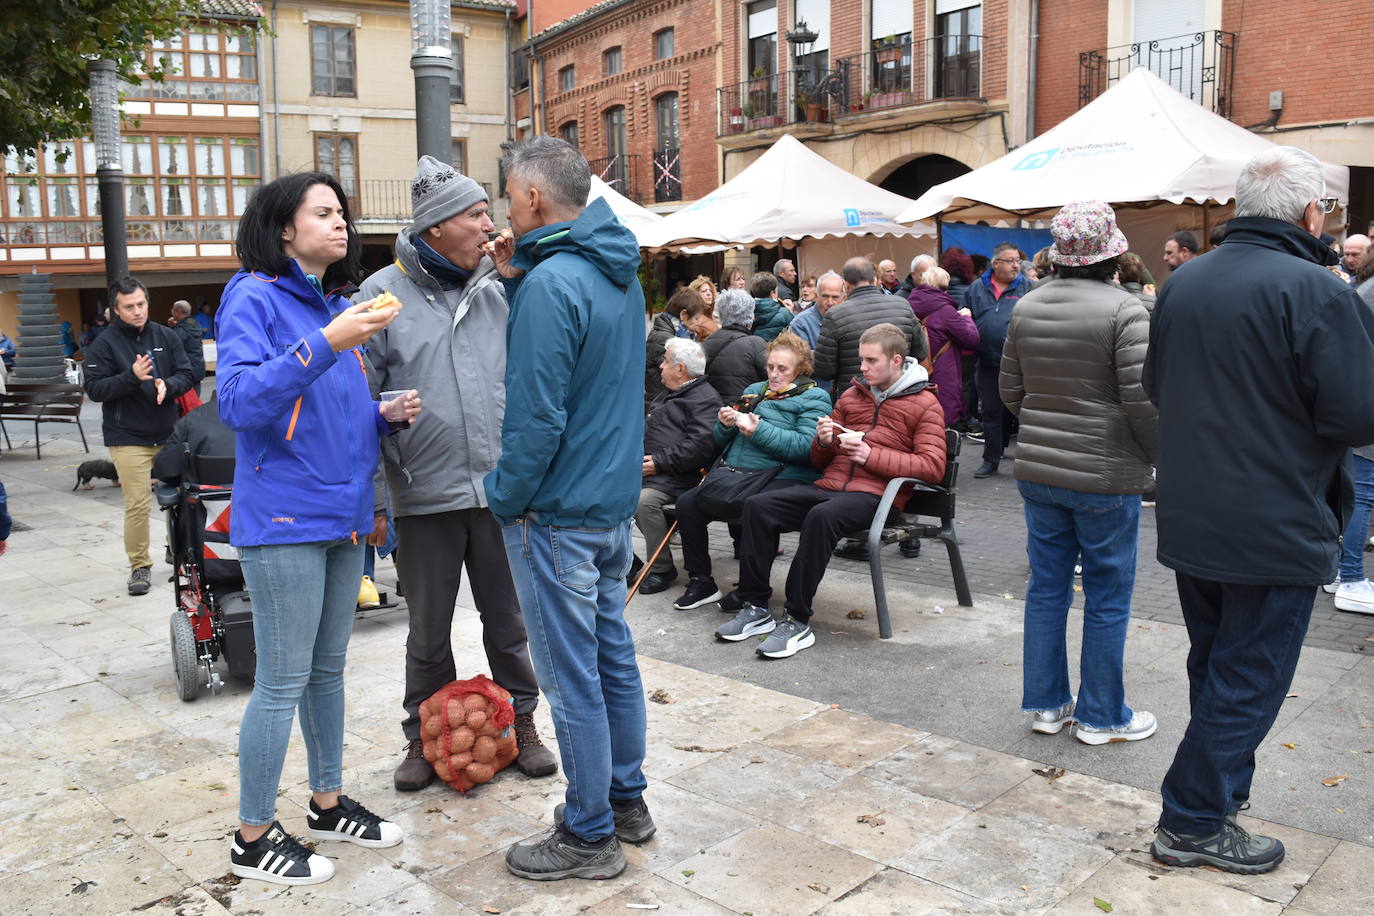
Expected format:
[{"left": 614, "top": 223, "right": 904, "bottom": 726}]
[
  {"left": 664, "top": 337, "right": 706, "bottom": 376},
  {"left": 716, "top": 288, "right": 755, "bottom": 330},
  {"left": 841, "top": 256, "right": 876, "bottom": 285},
  {"left": 1235, "top": 146, "right": 1325, "bottom": 223},
  {"left": 816, "top": 270, "right": 844, "bottom": 293},
  {"left": 502, "top": 136, "right": 590, "bottom": 211},
  {"left": 910, "top": 253, "right": 936, "bottom": 275},
  {"left": 772, "top": 258, "right": 794, "bottom": 276},
  {"left": 171, "top": 299, "right": 192, "bottom": 316}
]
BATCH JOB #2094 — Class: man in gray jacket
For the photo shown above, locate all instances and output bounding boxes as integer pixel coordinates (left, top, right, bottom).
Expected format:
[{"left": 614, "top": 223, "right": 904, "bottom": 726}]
[
  {"left": 813, "top": 257, "right": 928, "bottom": 390},
  {"left": 360, "top": 156, "right": 555, "bottom": 790}
]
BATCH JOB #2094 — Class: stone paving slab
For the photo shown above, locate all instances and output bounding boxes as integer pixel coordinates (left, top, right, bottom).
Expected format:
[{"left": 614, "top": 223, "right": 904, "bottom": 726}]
[{"left": 1, "top": 410, "right": 1370, "bottom": 913}]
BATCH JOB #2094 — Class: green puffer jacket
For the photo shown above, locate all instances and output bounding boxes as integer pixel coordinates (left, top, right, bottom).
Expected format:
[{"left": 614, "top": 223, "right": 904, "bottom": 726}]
[
  {"left": 752, "top": 297, "right": 794, "bottom": 341},
  {"left": 713, "top": 377, "right": 830, "bottom": 482}
]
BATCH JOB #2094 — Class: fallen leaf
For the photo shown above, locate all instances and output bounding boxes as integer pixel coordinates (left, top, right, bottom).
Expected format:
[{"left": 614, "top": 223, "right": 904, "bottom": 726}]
[
  {"left": 648, "top": 689, "right": 674, "bottom": 704},
  {"left": 1321, "top": 774, "right": 1348, "bottom": 787},
  {"left": 1282, "top": 742, "right": 1297, "bottom": 749},
  {"left": 1093, "top": 898, "right": 1113, "bottom": 913},
  {"left": 807, "top": 882, "right": 830, "bottom": 894},
  {"left": 856, "top": 811, "right": 887, "bottom": 827},
  {"left": 1287, "top": 693, "right": 1299, "bottom": 698},
  {"left": 1073, "top": 584, "right": 1083, "bottom": 593},
  {"left": 626, "top": 906, "right": 660, "bottom": 911},
  {"left": 846, "top": 608, "right": 865, "bottom": 619},
  {"left": 671, "top": 744, "right": 734, "bottom": 753},
  {"left": 749, "top": 756, "right": 764, "bottom": 764},
  {"left": 482, "top": 907, "right": 501, "bottom": 914},
  {"left": 70, "top": 881, "right": 97, "bottom": 895},
  {"left": 1032, "top": 766, "right": 1066, "bottom": 781},
  {"left": 681, "top": 869, "right": 695, "bottom": 877},
  {"left": 1002, "top": 593, "right": 1015, "bottom": 599},
  {"left": 1018, "top": 885, "right": 1028, "bottom": 891},
  {"left": 828, "top": 704, "right": 841, "bottom": 709}
]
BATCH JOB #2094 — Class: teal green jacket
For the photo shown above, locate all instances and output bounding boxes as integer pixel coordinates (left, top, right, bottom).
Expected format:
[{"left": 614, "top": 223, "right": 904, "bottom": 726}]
[
  {"left": 752, "top": 297, "right": 794, "bottom": 341},
  {"left": 713, "top": 378, "right": 829, "bottom": 482}
]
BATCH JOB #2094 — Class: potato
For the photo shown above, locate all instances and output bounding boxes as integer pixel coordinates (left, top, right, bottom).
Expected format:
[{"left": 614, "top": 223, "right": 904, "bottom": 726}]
[
  {"left": 452, "top": 751, "right": 473, "bottom": 770},
  {"left": 465, "top": 762, "right": 495, "bottom": 784},
  {"left": 449, "top": 726, "right": 475, "bottom": 753},
  {"left": 462, "top": 694, "right": 488, "bottom": 713},
  {"left": 465, "top": 710, "right": 487, "bottom": 730},
  {"left": 471, "top": 735, "right": 497, "bottom": 764}
]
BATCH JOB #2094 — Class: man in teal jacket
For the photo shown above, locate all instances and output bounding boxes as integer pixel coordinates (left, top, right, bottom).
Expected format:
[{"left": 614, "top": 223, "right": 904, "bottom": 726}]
[{"left": 484, "top": 137, "right": 652, "bottom": 882}]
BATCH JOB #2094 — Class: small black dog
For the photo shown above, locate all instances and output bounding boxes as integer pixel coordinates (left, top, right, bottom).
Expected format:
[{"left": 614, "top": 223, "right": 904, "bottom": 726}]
[{"left": 74, "top": 459, "right": 120, "bottom": 490}]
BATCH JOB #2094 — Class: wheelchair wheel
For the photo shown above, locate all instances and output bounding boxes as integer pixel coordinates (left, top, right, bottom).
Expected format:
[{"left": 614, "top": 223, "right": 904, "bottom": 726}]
[{"left": 170, "top": 611, "right": 200, "bottom": 702}]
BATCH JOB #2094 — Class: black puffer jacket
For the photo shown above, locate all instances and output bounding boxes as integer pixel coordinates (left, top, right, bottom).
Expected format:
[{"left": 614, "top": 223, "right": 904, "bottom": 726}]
[
  {"left": 644, "top": 376, "right": 722, "bottom": 495},
  {"left": 813, "top": 284, "right": 928, "bottom": 385},
  {"left": 1143, "top": 217, "right": 1374, "bottom": 586},
  {"left": 703, "top": 328, "right": 767, "bottom": 404}
]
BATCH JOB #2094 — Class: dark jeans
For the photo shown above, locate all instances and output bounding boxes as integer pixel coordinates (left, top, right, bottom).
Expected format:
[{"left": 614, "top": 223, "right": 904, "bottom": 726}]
[
  {"left": 675, "top": 477, "right": 805, "bottom": 579},
  {"left": 1158, "top": 573, "right": 1315, "bottom": 835},
  {"left": 395, "top": 509, "right": 541, "bottom": 738},
  {"left": 737, "top": 485, "right": 881, "bottom": 623},
  {"left": 975, "top": 361, "right": 1014, "bottom": 464},
  {"left": 961, "top": 352, "right": 979, "bottom": 422}
]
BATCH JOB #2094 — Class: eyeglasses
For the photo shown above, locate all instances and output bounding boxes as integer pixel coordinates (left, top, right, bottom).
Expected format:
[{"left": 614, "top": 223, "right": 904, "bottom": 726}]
[
  {"left": 1317, "top": 196, "right": 1338, "bottom": 214},
  {"left": 992, "top": 257, "right": 1020, "bottom": 265}
]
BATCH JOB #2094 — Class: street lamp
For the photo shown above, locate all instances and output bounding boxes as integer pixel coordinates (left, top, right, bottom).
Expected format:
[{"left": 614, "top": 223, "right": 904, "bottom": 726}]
[
  {"left": 785, "top": 19, "right": 820, "bottom": 117},
  {"left": 410, "top": 0, "right": 454, "bottom": 163},
  {"left": 87, "top": 58, "right": 128, "bottom": 287}
]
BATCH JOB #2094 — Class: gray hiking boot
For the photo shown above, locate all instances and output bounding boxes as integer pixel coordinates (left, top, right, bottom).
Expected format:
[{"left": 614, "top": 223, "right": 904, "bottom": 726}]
[
  {"left": 128, "top": 566, "right": 152, "bottom": 596},
  {"left": 1031, "top": 697, "right": 1076, "bottom": 735},
  {"left": 394, "top": 738, "right": 435, "bottom": 792},
  {"left": 755, "top": 614, "right": 815, "bottom": 659},
  {"left": 505, "top": 825, "right": 626, "bottom": 881},
  {"left": 1151, "top": 821, "right": 1285, "bottom": 874},
  {"left": 554, "top": 797, "right": 656, "bottom": 844},
  {"left": 714, "top": 602, "right": 775, "bottom": 642}
]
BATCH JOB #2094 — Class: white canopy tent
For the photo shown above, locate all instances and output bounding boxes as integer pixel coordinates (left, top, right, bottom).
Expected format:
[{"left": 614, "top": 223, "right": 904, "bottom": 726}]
[
  {"left": 587, "top": 174, "right": 664, "bottom": 238},
  {"left": 897, "top": 67, "right": 1350, "bottom": 226},
  {"left": 639, "top": 134, "right": 935, "bottom": 257}
]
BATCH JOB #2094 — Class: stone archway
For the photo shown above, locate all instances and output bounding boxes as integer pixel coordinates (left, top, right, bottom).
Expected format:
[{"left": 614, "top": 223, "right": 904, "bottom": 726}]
[
  {"left": 876, "top": 154, "right": 971, "bottom": 201},
  {"left": 850, "top": 119, "right": 1004, "bottom": 190}
]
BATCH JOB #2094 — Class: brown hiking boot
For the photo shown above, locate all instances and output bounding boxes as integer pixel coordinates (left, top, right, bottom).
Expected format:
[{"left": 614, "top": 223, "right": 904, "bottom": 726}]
[
  {"left": 394, "top": 738, "right": 435, "bottom": 792},
  {"left": 513, "top": 712, "right": 558, "bottom": 777}
]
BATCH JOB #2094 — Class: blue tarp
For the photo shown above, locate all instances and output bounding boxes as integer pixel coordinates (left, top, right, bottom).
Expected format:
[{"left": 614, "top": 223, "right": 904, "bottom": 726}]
[{"left": 941, "top": 223, "right": 1053, "bottom": 259}]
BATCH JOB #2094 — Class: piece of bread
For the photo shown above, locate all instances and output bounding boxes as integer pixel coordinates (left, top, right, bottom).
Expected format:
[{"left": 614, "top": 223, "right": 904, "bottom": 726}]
[{"left": 369, "top": 291, "right": 401, "bottom": 311}]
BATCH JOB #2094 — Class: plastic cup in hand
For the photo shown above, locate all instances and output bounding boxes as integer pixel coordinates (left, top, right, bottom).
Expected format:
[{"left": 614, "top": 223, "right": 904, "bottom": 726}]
[
  {"left": 380, "top": 389, "right": 418, "bottom": 430},
  {"left": 838, "top": 431, "right": 864, "bottom": 445}
]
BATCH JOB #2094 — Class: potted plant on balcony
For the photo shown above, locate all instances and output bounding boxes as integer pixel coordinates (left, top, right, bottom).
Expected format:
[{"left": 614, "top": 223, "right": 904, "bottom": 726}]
[
  {"left": 728, "top": 106, "right": 745, "bottom": 133},
  {"left": 876, "top": 35, "right": 903, "bottom": 65},
  {"left": 749, "top": 66, "right": 770, "bottom": 94},
  {"left": 796, "top": 89, "right": 823, "bottom": 123}
]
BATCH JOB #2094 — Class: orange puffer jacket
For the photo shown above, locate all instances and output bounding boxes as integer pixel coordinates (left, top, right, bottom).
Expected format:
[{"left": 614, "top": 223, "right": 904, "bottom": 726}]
[{"left": 811, "top": 369, "right": 947, "bottom": 512}]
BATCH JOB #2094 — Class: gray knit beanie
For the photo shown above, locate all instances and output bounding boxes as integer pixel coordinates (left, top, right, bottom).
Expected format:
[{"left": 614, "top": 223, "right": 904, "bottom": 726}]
[{"left": 411, "top": 154, "right": 488, "bottom": 232}]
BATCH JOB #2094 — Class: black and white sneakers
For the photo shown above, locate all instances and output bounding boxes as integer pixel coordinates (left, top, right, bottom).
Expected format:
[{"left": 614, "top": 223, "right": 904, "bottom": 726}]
[
  {"left": 231, "top": 798, "right": 403, "bottom": 887},
  {"left": 230, "top": 821, "right": 335, "bottom": 886},
  {"left": 306, "top": 795, "right": 404, "bottom": 848}
]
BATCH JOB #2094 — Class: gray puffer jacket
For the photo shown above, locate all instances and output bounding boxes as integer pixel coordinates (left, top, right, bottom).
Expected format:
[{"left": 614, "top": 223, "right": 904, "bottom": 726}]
[
  {"left": 358, "top": 230, "right": 508, "bottom": 517},
  {"left": 813, "top": 284, "right": 929, "bottom": 385},
  {"left": 999, "top": 278, "right": 1158, "bottom": 494}
]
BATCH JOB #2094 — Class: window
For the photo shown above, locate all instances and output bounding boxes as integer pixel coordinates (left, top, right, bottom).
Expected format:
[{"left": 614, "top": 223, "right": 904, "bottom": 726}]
[
  {"left": 601, "top": 106, "right": 628, "bottom": 194},
  {"left": 451, "top": 139, "right": 467, "bottom": 177},
  {"left": 559, "top": 65, "right": 575, "bottom": 91},
  {"left": 934, "top": 1, "right": 981, "bottom": 97},
  {"left": 869, "top": 0, "right": 913, "bottom": 98},
  {"left": 314, "top": 133, "right": 357, "bottom": 200},
  {"left": 560, "top": 121, "right": 579, "bottom": 149},
  {"left": 449, "top": 35, "right": 465, "bottom": 103},
  {"left": 603, "top": 46, "right": 622, "bottom": 76},
  {"left": 792, "top": 0, "right": 830, "bottom": 82},
  {"left": 746, "top": 0, "right": 777, "bottom": 77},
  {"left": 654, "top": 28, "right": 675, "bottom": 59},
  {"left": 310, "top": 25, "right": 356, "bottom": 97},
  {"left": 126, "top": 24, "right": 258, "bottom": 101},
  {"left": 652, "top": 94, "right": 681, "bottom": 202}
]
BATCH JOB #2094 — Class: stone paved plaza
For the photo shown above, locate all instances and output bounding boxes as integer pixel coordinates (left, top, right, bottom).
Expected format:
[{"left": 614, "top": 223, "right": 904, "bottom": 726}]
[{"left": 1, "top": 415, "right": 1371, "bottom": 914}]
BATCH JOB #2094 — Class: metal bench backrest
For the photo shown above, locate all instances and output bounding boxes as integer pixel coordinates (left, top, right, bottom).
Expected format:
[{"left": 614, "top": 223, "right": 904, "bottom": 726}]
[
  {"left": 900, "top": 428, "right": 960, "bottom": 522},
  {"left": 1, "top": 382, "right": 84, "bottom": 418}
]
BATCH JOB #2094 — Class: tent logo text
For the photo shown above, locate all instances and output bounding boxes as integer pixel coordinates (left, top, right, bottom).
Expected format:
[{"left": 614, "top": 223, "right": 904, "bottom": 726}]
[
  {"left": 1013, "top": 148, "right": 1059, "bottom": 171},
  {"left": 843, "top": 208, "right": 861, "bottom": 227}
]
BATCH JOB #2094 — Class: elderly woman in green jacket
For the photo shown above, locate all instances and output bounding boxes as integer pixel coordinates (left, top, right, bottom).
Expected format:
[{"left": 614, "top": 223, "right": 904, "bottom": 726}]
[{"left": 672, "top": 331, "right": 831, "bottom": 610}]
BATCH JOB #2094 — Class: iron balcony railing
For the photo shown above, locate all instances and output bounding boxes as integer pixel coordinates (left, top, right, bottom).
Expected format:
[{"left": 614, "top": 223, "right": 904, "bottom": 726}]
[
  {"left": 651, "top": 147, "right": 682, "bottom": 203},
  {"left": 587, "top": 154, "right": 641, "bottom": 203},
  {"left": 717, "top": 36, "right": 982, "bottom": 136},
  {"left": 354, "top": 178, "right": 491, "bottom": 222},
  {"left": 1079, "top": 30, "right": 1236, "bottom": 117}
]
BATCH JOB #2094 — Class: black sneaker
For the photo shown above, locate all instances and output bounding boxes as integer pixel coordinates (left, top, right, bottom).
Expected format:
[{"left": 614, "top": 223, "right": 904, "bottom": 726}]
[
  {"left": 833, "top": 539, "right": 870, "bottom": 561},
  {"left": 1150, "top": 821, "right": 1285, "bottom": 874},
  {"left": 719, "top": 590, "right": 746, "bottom": 613},
  {"left": 306, "top": 795, "right": 403, "bottom": 848},
  {"left": 673, "top": 576, "right": 722, "bottom": 610},
  {"left": 230, "top": 821, "right": 334, "bottom": 886},
  {"left": 505, "top": 824, "right": 626, "bottom": 881},
  {"left": 128, "top": 566, "right": 152, "bottom": 596},
  {"left": 554, "top": 796, "right": 656, "bottom": 844}
]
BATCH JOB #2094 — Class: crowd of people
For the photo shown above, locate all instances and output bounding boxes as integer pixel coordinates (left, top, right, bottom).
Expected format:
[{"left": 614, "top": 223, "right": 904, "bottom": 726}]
[{"left": 5, "top": 138, "right": 1374, "bottom": 888}]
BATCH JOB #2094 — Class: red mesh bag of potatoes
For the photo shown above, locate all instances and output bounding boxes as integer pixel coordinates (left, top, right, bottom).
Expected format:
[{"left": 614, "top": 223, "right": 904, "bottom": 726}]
[{"left": 419, "top": 674, "right": 520, "bottom": 793}]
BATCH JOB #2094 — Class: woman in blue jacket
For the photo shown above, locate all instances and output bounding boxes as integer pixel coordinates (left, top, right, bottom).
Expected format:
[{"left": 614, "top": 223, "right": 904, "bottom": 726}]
[{"left": 215, "top": 173, "right": 419, "bottom": 886}]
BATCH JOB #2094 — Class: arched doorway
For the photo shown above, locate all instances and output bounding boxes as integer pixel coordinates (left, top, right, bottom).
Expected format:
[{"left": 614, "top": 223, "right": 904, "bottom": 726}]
[{"left": 876, "top": 153, "right": 970, "bottom": 201}]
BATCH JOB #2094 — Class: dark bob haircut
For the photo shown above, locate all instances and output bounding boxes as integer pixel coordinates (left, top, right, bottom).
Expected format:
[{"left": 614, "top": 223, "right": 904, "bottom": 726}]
[{"left": 235, "top": 171, "right": 362, "bottom": 291}]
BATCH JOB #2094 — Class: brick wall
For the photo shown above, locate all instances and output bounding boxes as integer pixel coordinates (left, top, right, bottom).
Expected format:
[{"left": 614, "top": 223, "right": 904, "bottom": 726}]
[
  {"left": 1222, "top": 0, "right": 1374, "bottom": 128},
  {"left": 532, "top": 0, "right": 720, "bottom": 202},
  {"left": 1033, "top": 0, "right": 1107, "bottom": 135}
]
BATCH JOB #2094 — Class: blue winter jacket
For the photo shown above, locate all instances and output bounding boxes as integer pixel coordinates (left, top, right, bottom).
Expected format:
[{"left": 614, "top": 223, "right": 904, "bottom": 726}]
[
  {"left": 483, "top": 197, "right": 646, "bottom": 528},
  {"left": 215, "top": 262, "right": 388, "bottom": 547},
  {"left": 964, "top": 269, "right": 1033, "bottom": 366}
]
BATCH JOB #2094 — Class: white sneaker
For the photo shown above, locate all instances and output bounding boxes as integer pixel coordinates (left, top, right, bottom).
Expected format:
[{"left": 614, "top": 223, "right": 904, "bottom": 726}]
[
  {"left": 1075, "top": 710, "right": 1157, "bottom": 745},
  {"left": 1321, "top": 578, "right": 1339, "bottom": 595},
  {"left": 1334, "top": 579, "right": 1374, "bottom": 615},
  {"left": 1031, "top": 696, "right": 1076, "bottom": 735}
]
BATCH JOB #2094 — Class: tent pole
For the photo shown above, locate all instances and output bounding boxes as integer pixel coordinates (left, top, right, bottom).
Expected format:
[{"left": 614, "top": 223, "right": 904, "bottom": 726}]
[
  {"left": 936, "top": 214, "right": 944, "bottom": 255},
  {"left": 1202, "top": 202, "right": 1213, "bottom": 252}
]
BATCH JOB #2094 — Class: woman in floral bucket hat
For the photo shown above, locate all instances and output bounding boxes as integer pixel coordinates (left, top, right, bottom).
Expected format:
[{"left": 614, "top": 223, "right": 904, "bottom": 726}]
[{"left": 998, "top": 200, "right": 1161, "bottom": 746}]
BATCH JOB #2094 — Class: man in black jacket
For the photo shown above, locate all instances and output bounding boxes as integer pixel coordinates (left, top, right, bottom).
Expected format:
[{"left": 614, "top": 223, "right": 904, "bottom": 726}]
[
  {"left": 167, "top": 300, "right": 206, "bottom": 396},
  {"left": 636, "top": 337, "right": 720, "bottom": 593},
  {"left": 84, "top": 276, "right": 194, "bottom": 595},
  {"left": 814, "top": 258, "right": 928, "bottom": 392},
  {"left": 1144, "top": 147, "right": 1374, "bottom": 875}
]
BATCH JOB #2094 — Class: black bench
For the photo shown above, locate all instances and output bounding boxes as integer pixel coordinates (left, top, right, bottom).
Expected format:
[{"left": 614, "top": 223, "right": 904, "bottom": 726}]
[{"left": 0, "top": 382, "right": 90, "bottom": 460}]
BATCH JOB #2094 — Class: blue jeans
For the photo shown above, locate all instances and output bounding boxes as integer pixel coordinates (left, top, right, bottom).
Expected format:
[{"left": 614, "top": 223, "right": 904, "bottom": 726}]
[
  {"left": 1017, "top": 480, "right": 1140, "bottom": 729},
  {"left": 1160, "top": 573, "right": 1314, "bottom": 835},
  {"left": 1339, "top": 454, "right": 1374, "bottom": 582},
  {"left": 237, "top": 538, "right": 363, "bottom": 826},
  {"left": 501, "top": 518, "right": 647, "bottom": 842}
]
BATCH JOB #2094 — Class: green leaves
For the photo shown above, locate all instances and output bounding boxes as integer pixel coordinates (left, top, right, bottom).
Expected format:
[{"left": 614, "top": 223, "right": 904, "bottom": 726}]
[{"left": 1093, "top": 898, "right": 1113, "bottom": 913}]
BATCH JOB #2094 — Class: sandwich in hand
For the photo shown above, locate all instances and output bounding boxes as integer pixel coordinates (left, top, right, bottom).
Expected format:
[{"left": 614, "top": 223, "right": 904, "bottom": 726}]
[{"left": 368, "top": 291, "right": 401, "bottom": 311}]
